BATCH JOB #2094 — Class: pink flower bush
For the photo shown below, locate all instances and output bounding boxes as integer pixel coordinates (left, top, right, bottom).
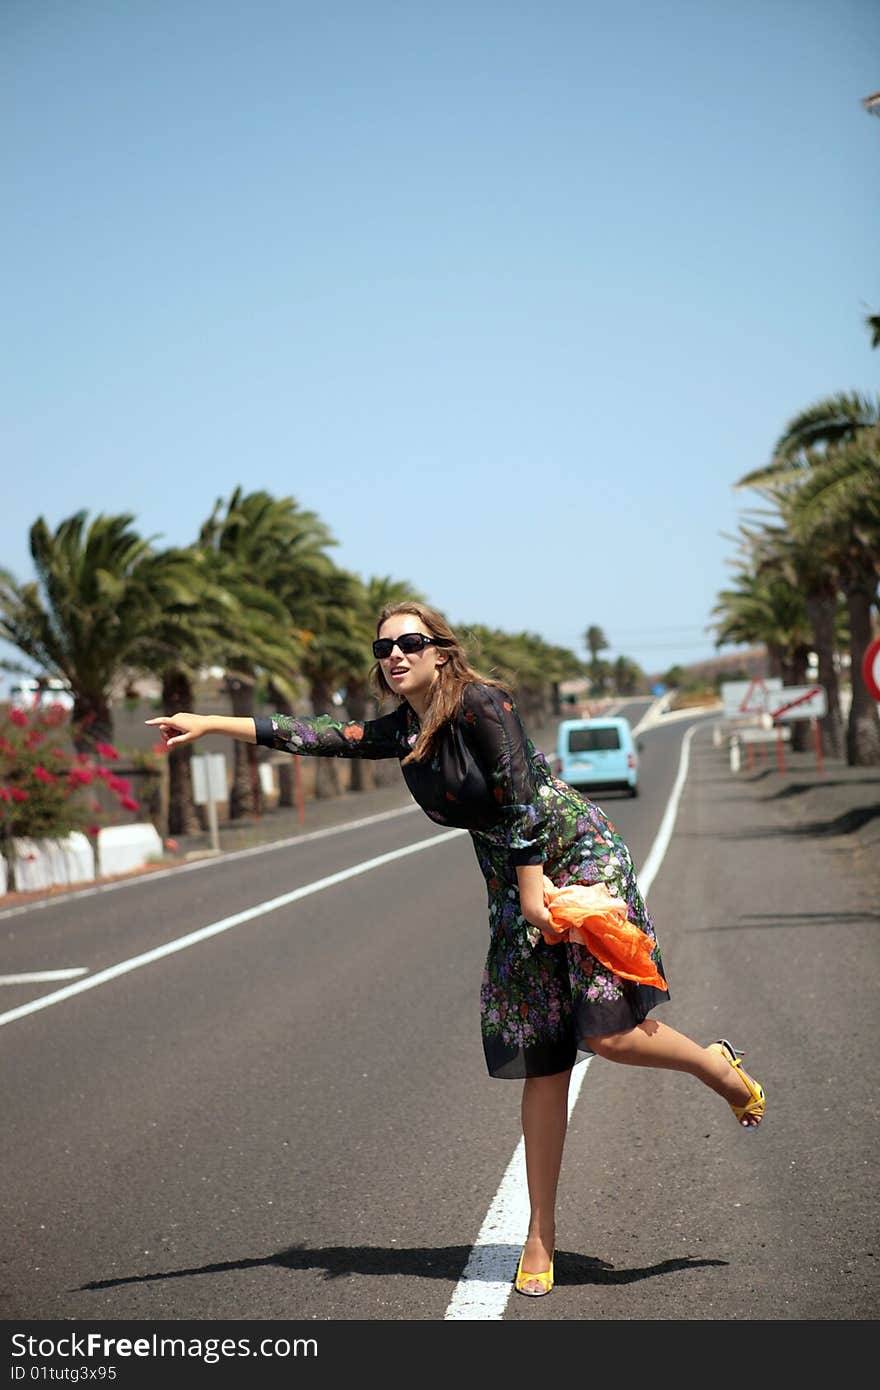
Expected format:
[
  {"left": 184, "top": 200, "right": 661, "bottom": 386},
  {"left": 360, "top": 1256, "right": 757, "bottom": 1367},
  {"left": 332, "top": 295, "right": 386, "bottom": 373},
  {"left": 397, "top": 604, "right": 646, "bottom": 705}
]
[
  {"left": 1, "top": 705, "right": 144, "bottom": 890},
  {"left": 67, "top": 767, "right": 95, "bottom": 787}
]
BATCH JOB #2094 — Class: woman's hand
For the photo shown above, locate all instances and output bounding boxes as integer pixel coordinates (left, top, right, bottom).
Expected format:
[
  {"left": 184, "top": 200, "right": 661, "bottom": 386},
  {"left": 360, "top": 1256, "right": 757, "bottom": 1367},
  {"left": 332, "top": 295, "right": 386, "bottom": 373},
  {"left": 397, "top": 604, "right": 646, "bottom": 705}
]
[
  {"left": 519, "top": 895, "right": 551, "bottom": 951},
  {"left": 145, "top": 712, "right": 212, "bottom": 749}
]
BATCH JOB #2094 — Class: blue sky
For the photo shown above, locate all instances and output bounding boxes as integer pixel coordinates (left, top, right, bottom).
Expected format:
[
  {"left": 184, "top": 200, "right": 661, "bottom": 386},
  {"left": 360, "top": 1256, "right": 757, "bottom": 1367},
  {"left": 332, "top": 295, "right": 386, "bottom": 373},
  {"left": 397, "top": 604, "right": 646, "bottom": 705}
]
[{"left": 2, "top": 0, "right": 878, "bottom": 690}]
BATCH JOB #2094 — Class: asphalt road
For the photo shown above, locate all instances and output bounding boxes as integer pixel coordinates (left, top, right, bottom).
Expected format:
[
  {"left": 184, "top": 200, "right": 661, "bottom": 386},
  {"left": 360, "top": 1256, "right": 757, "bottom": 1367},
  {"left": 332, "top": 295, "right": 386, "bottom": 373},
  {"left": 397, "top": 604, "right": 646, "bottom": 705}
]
[{"left": 2, "top": 705, "right": 875, "bottom": 1325}]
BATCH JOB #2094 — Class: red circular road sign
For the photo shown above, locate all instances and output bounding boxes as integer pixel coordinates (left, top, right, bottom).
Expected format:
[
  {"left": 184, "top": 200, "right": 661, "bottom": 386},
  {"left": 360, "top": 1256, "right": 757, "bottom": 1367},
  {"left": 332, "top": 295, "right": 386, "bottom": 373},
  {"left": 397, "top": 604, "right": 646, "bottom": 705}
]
[{"left": 862, "top": 636, "right": 880, "bottom": 702}]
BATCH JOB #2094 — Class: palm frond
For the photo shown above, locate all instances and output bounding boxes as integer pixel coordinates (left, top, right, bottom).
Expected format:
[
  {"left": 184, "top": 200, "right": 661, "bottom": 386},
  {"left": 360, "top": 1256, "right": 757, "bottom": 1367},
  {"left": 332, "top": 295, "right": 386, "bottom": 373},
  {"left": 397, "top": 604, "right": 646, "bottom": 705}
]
[{"left": 773, "top": 392, "right": 880, "bottom": 459}]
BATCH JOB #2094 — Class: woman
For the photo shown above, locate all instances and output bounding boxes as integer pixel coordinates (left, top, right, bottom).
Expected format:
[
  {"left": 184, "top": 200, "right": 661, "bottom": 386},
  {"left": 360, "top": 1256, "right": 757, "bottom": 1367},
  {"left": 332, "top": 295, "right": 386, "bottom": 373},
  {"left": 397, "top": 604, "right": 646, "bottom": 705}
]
[{"left": 147, "top": 601, "right": 765, "bottom": 1299}]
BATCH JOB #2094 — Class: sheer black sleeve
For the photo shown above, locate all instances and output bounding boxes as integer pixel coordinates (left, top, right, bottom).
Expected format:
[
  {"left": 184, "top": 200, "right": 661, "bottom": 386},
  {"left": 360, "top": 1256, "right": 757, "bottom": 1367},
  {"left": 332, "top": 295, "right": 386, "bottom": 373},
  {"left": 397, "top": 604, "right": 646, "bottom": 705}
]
[
  {"left": 459, "top": 684, "right": 547, "bottom": 865},
  {"left": 253, "top": 707, "right": 408, "bottom": 761}
]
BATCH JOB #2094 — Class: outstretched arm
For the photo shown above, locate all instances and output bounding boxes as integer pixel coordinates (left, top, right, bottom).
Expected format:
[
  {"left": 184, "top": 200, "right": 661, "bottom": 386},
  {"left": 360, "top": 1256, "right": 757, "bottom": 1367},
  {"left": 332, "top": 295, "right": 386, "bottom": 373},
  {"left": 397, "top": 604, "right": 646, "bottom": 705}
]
[{"left": 145, "top": 713, "right": 256, "bottom": 749}]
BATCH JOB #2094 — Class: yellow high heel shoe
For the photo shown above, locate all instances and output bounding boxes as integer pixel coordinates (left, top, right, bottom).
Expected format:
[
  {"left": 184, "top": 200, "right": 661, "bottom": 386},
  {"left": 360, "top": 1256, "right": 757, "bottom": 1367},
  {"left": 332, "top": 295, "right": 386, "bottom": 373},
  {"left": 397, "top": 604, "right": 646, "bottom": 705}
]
[
  {"left": 709, "top": 1039, "right": 766, "bottom": 1128},
  {"left": 514, "top": 1246, "right": 555, "bottom": 1297}
]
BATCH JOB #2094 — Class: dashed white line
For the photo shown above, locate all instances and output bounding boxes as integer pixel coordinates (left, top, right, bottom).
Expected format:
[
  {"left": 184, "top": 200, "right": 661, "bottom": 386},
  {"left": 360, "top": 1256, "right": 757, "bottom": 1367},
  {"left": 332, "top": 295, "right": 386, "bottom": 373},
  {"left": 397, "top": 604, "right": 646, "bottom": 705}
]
[{"left": 0, "top": 969, "right": 88, "bottom": 985}]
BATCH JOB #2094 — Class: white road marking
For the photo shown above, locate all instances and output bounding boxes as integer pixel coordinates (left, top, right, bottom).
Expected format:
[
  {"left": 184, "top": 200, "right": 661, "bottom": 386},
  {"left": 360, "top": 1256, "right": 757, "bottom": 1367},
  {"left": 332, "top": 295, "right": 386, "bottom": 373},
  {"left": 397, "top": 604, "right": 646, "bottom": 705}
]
[
  {"left": 444, "top": 1065, "right": 590, "bottom": 1319},
  {"left": 444, "top": 723, "right": 697, "bottom": 1320},
  {"left": 0, "top": 969, "right": 88, "bottom": 984},
  {"left": 0, "top": 803, "right": 420, "bottom": 922},
  {"left": 0, "top": 829, "right": 464, "bottom": 1028},
  {"left": 636, "top": 722, "right": 697, "bottom": 899}
]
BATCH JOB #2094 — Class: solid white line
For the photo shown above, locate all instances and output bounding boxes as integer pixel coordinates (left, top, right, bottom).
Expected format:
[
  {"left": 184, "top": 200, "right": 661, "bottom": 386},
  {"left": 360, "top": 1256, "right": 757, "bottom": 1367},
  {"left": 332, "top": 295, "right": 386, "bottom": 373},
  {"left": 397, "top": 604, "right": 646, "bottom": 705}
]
[
  {"left": 636, "top": 722, "right": 698, "bottom": 899},
  {"left": 0, "top": 803, "right": 421, "bottom": 922},
  {"left": 0, "top": 969, "right": 88, "bottom": 984},
  {"left": 444, "top": 723, "right": 697, "bottom": 1320},
  {"left": 444, "top": 1064, "right": 591, "bottom": 1319},
  {"left": 0, "top": 829, "right": 464, "bottom": 1029}
]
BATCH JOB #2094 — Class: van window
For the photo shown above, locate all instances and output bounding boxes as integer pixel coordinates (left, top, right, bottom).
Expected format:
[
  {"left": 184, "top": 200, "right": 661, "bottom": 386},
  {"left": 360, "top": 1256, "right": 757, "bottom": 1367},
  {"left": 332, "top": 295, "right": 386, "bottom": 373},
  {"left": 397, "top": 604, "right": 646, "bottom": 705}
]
[{"left": 568, "top": 727, "right": 621, "bottom": 753}]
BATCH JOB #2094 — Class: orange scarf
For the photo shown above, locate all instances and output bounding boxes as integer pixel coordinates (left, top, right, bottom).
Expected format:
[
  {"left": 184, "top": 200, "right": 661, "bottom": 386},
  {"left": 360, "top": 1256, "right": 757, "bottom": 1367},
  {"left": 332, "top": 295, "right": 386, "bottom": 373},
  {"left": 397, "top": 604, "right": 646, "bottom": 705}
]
[{"left": 541, "top": 876, "right": 667, "bottom": 990}]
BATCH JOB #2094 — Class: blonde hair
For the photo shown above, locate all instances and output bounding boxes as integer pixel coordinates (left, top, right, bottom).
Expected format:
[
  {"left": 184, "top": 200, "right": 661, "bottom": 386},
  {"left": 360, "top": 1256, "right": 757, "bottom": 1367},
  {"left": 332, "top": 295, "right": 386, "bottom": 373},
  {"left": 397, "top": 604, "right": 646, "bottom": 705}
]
[{"left": 372, "top": 602, "right": 504, "bottom": 764}]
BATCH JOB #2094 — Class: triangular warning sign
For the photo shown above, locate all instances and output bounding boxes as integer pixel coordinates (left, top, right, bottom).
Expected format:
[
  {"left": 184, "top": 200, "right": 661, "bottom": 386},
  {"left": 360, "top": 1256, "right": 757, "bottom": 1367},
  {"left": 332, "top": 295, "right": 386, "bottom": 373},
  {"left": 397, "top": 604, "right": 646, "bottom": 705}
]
[{"left": 738, "top": 677, "right": 770, "bottom": 713}]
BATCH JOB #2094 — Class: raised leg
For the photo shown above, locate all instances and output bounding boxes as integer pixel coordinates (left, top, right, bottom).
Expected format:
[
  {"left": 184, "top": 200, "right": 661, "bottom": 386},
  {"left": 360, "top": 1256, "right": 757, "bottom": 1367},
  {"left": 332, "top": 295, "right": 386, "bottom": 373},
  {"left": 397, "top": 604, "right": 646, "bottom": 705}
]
[{"left": 582, "top": 1018, "right": 765, "bottom": 1126}]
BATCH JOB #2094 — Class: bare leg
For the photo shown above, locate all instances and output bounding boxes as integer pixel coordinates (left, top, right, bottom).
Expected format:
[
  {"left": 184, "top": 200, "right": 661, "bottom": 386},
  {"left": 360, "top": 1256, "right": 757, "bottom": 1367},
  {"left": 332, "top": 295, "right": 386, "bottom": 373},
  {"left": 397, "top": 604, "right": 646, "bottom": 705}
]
[
  {"left": 519, "top": 1068, "right": 571, "bottom": 1293},
  {"left": 583, "top": 1018, "right": 764, "bottom": 1126}
]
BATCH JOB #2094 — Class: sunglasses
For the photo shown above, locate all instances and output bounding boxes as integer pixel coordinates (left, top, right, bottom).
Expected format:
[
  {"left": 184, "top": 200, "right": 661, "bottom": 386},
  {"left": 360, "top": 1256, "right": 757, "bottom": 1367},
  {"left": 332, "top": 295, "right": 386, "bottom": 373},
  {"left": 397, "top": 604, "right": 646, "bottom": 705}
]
[{"left": 372, "top": 633, "right": 453, "bottom": 660}]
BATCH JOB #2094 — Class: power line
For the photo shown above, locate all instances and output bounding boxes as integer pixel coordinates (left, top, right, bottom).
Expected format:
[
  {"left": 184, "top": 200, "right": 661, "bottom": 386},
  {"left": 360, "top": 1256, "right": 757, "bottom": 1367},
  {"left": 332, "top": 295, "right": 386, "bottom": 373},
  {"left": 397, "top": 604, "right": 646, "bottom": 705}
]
[{"left": 598, "top": 624, "right": 711, "bottom": 634}]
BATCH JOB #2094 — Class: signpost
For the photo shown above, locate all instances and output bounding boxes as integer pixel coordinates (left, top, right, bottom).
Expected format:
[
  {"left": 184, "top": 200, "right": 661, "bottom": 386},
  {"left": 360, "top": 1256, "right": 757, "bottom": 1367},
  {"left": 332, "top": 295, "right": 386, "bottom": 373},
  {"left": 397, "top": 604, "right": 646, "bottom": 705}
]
[
  {"left": 191, "top": 753, "right": 228, "bottom": 854},
  {"left": 723, "top": 681, "right": 828, "bottom": 774},
  {"left": 720, "top": 677, "right": 782, "bottom": 718},
  {"left": 768, "top": 686, "right": 828, "bottom": 775},
  {"left": 767, "top": 686, "right": 828, "bottom": 722}
]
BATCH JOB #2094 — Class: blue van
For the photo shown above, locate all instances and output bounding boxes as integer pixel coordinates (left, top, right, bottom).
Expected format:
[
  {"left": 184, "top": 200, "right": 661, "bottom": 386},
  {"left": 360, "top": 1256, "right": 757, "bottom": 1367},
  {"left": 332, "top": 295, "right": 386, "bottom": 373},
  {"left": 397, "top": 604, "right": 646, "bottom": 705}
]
[{"left": 554, "top": 717, "right": 640, "bottom": 797}]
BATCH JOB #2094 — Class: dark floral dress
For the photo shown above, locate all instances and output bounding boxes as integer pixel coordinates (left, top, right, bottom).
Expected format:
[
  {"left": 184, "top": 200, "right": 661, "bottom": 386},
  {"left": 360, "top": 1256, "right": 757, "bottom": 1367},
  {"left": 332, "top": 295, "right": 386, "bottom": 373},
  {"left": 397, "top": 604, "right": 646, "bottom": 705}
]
[{"left": 254, "top": 683, "right": 668, "bottom": 1079}]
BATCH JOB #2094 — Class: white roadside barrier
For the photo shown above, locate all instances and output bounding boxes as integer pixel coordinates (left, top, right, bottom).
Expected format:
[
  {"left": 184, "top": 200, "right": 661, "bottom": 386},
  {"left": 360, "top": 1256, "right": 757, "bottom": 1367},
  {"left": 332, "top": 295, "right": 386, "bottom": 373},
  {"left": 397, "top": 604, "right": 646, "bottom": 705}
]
[
  {"left": 95, "top": 823, "right": 163, "bottom": 876},
  {"left": 1, "top": 824, "right": 163, "bottom": 894},
  {"left": 728, "top": 725, "right": 791, "bottom": 773},
  {"left": 0, "top": 832, "right": 94, "bottom": 894}
]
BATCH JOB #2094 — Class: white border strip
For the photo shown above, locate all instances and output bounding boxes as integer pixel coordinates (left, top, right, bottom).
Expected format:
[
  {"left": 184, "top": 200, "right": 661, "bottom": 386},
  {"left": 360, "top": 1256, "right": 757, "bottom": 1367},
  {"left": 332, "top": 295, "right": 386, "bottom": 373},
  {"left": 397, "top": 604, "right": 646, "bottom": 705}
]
[{"left": 0, "top": 829, "right": 464, "bottom": 1029}]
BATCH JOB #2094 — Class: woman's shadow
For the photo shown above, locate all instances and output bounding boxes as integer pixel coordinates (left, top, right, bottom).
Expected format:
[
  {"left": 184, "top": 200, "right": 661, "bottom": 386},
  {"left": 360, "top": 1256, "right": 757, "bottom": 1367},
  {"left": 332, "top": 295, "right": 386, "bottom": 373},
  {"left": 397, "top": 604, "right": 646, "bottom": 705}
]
[{"left": 78, "top": 1242, "right": 726, "bottom": 1292}]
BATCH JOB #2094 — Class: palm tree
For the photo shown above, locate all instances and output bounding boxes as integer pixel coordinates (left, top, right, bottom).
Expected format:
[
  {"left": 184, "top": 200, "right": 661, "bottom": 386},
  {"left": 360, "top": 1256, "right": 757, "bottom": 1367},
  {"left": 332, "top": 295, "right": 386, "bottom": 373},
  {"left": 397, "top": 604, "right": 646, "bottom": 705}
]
[
  {"left": 144, "top": 547, "right": 269, "bottom": 836},
  {"left": 295, "top": 568, "right": 366, "bottom": 799},
  {"left": 583, "top": 625, "right": 609, "bottom": 692},
  {"left": 258, "top": 533, "right": 361, "bottom": 805},
  {"left": 198, "top": 489, "right": 327, "bottom": 816},
  {"left": 460, "top": 626, "right": 584, "bottom": 731},
  {"left": 783, "top": 437, "right": 880, "bottom": 764},
  {"left": 0, "top": 512, "right": 199, "bottom": 752},
  {"left": 726, "top": 511, "right": 847, "bottom": 755},
  {"left": 736, "top": 394, "right": 880, "bottom": 763},
  {"left": 711, "top": 539, "right": 821, "bottom": 752},
  {"left": 461, "top": 625, "right": 541, "bottom": 722},
  {"left": 515, "top": 632, "right": 585, "bottom": 725},
  {"left": 711, "top": 559, "right": 812, "bottom": 680},
  {"left": 583, "top": 625, "right": 608, "bottom": 659},
  {"left": 612, "top": 655, "right": 644, "bottom": 696}
]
